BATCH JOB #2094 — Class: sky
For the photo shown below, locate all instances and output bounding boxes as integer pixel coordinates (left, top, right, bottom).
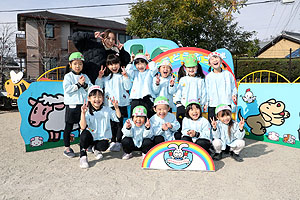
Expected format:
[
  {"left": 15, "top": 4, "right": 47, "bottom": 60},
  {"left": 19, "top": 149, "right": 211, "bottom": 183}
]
[{"left": 0, "top": 0, "right": 299, "bottom": 42}]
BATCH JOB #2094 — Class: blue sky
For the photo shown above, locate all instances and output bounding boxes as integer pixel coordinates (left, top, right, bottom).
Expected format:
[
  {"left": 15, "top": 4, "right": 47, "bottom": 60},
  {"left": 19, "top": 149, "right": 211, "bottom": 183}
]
[{"left": 0, "top": 0, "right": 299, "bottom": 41}]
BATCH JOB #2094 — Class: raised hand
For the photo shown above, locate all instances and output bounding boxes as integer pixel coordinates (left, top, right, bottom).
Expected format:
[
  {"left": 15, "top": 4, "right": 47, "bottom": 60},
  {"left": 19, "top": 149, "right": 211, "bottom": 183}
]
[
  {"left": 187, "top": 130, "right": 196, "bottom": 137},
  {"left": 125, "top": 119, "right": 131, "bottom": 129},
  {"left": 130, "top": 52, "right": 135, "bottom": 62},
  {"left": 94, "top": 31, "right": 103, "bottom": 39},
  {"left": 239, "top": 117, "right": 245, "bottom": 130},
  {"left": 210, "top": 117, "right": 217, "bottom": 130},
  {"left": 98, "top": 65, "right": 106, "bottom": 78},
  {"left": 81, "top": 99, "right": 88, "bottom": 113},
  {"left": 78, "top": 75, "right": 85, "bottom": 85},
  {"left": 145, "top": 50, "right": 150, "bottom": 60},
  {"left": 162, "top": 123, "right": 168, "bottom": 131},
  {"left": 115, "top": 40, "right": 124, "bottom": 50},
  {"left": 145, "top": 118, "right": 150, "bottom": 129},
  {"left": 170, "top": 75, "right": 175, "bottom": 86},
  {"left": 155, "top": 74, "right": 160, "bottom": 85},
  {"left": 109, "top": 96, "right": 119, "bottom": 108},
  {"left": 121, "top": 67, "right": 128, "bottom": 78}
]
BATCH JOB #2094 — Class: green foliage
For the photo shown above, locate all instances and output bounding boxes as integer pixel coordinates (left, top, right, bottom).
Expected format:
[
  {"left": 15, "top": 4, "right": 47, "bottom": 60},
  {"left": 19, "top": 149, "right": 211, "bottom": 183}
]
[{"left": 126, "top": 0, "right": 255, "bottom": 54}]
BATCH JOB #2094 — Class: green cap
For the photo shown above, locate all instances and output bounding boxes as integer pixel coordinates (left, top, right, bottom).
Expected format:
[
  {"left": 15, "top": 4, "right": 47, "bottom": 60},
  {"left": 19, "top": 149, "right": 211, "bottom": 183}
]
[
  {"left": 154, "top": 96, "right": 169, "bottom": 106},
  {"left": 69, "top": 52, "right": 85, "bottom": 62},
  {"left": 215, "top": 104, "right": 231, "bottom": 114},
  {"left": 132, "top": 106, "right": 147, "bottom": 117},
  {"left": 184, "top": 54, "right": 198, "bottom": 67},
  {"left": 185, "top": 99, "right": 201, "bottom": 108}
]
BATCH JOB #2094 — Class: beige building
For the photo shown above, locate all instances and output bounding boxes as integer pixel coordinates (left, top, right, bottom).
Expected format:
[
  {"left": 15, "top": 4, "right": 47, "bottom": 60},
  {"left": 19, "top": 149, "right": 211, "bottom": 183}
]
[
  {"left": 16, "top": 11, "right": 132, "bottom": 80},
  {"left": 257, "top": 31, "right": 300, "bottom": 58}
]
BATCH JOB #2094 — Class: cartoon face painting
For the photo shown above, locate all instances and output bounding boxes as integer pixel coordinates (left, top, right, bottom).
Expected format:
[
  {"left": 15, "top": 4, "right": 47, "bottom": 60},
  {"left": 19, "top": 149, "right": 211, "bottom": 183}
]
[{"left": 241, "top": 88, "right": 256, "bottom": 103}]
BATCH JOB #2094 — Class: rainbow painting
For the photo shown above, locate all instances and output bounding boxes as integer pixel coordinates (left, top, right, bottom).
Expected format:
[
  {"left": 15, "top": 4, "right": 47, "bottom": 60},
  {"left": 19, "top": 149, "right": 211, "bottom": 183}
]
[{"left": 142, "top": 140, "right": 215, "bottom": 171}]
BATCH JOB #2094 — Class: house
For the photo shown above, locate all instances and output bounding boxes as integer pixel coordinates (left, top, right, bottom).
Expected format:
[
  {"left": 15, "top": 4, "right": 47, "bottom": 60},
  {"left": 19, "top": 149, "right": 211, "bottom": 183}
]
[
  {"left": 16, "top": 11, "right": 132, "bottom": 80},
  {"left": 257, "top": 31, "right": 300, "bottom": 58}
]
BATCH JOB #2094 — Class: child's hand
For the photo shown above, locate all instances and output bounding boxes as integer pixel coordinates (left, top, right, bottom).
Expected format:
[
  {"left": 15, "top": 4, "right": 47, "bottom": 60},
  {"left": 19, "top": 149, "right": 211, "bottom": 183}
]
[
  {"left": 121, "top": 67, "right": 128, "bottom": 78},
  {"left": 145, "top": 118, "right": 150, "bottom": 129},
  {"left": 94, "top": 31, "right": 103, "bottom": 39},
  {"left": 162, "top": 123, "right": 168, "bottom": 131},
  {"left": 78, "top": 75, "right": 85, "bottom": 85},
  {"left": 115, "top": 40, "right": 124, "bottom": 50},
  {"left": 125, "top": 119, "right": 131, "bottom": 129},
  {"left": 109, "top": 97, "right": 119, "bottom": 108},
  {"left": 145, "top": 50, "right": 150, "bottom": 60},
  {"left": 170, "top": 75, "right": 175, "bottom": 86},
  {"left": 98, "top": 65, "right": 106, "bottom": 78},
  {"left": 210, "top": 117, "right": 217, "bottom": 130},
  {"left": 166, "top": 122, "right": 172, "bottom": 129},
  {"left": 155, "top": 74, "right": 160, "bottom": 85},
  {"left": 187, "top": 130, "right": 196, "bottom": 137},
  {"left": 130, "top": 52, "right": 135, "bottom": 62},
  {"left": 203, "top": 105, "right": 208, "bottom": 112},
  {"left": 81, "top": 99, "right": 88, "bottom": 113},
  {"left": 239, "top": 117, "right": 245, "bottom": 130},
  {"left": 232, "top": 95, "right": 237, "bottom": 104}
]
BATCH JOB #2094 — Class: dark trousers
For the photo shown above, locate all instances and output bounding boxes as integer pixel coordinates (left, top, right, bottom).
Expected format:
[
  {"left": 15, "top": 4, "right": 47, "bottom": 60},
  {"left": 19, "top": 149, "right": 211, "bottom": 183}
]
[
  {"left": 64, "top": 105, "right": 81, "bottom": 147},
  {"left": 80, "top": 130, "right": 109, "bottom": 157},
  {"left": 175, "top": 105, "right": 185, "bottom": 138},
  {"left": 153, "top": 135, "right": 165, "bottom": 146},
  {"left": 111, "top": 106, "right": 128, "bottom": 143},
  {"left": 121, "top": 137, "right": 154, "bottom": 154},
  {"left": 130, "top": 95, "right": 154, "bottom": 118},
  {"left": 182, "top": 136, "right": 211, "bottom": 153},
  {"left": 208, "top": 106, "right": 216, "bottom": 124}
]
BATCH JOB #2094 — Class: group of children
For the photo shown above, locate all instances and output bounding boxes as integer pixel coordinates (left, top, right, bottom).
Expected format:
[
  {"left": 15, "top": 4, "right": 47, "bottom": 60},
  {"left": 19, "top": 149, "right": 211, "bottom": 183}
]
[{"left": 63, "top": 50, "right": 246, "bottom": 169}]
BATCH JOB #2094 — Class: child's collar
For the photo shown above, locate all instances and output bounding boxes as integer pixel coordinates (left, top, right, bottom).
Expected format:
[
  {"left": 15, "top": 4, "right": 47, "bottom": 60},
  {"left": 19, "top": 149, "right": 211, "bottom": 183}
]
[{"left": 71, "top": 70, "right": 82, "bottom": 75}]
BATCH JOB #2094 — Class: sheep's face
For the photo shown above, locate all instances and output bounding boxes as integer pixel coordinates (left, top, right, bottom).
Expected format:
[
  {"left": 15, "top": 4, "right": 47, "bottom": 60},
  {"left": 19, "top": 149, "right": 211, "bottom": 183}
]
[
  {"left": 29, "top": 103, "right": 53, "bottom": 126},
  {"left": 88, "top": 92, "right": 103, "bottom": 109},
  {"left": 154, "top": 104, "right": 169, "bottom": 119}
]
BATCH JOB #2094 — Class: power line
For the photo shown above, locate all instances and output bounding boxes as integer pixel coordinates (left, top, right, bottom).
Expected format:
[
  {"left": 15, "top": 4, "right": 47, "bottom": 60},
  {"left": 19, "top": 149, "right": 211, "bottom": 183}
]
[
  {"left": 243, "top": 0, "right": 280, "bottom": 6},
  {"left": 0, "top": 2, "right": 135, "bottom": 13}
]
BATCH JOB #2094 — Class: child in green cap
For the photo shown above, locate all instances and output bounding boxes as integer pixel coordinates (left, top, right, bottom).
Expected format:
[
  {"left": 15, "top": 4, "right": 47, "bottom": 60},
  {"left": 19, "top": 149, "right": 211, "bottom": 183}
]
[
  {"left": 63, "top": 52, "right": 92, "bottom": 158},
  {"left": 174, "top": 54, "right": 207, "bottom": 135},
  {"left": 150, "top": 96, "right": 180, "bottom": 145},
  {"left": 121, "top": 105, "right": 154, "bottom": 159}
]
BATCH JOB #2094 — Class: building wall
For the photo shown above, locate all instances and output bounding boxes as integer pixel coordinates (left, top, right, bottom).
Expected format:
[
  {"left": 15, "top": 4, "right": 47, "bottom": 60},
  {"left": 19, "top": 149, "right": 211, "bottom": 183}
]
[
  {"left": 26, "top": 20, "right": 40, "bottom": 79},
  {"left": 258, "top": 39, "right": 300, "bottom": 58}
]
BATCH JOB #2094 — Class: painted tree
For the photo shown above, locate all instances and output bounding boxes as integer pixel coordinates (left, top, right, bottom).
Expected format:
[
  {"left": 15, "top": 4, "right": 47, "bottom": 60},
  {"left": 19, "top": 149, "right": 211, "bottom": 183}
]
[{"left": 126, "top": 0, "right": 259, "bottom": 55}]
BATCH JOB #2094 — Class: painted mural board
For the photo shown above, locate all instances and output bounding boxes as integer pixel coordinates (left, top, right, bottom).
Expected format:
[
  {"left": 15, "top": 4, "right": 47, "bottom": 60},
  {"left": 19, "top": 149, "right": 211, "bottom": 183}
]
[
  {"left": 237, "top": 83, "right": 299, "bottom": 148},
  {"left": 18, "top": 81, "right": 80, "bottom": 152},
  {"left": 142, "top": 140, "right": 215, "bottom": 171}
]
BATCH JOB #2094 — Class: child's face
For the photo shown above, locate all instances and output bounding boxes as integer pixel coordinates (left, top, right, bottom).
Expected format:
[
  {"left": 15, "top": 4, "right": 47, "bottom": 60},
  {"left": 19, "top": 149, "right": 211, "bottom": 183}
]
[
  {"left": 103, "top": 33, "right": 116, "bottom": 49},
  {"left": 88, "top": 92, "right": 103, "bottom": 110},
  {"left": 209, "top": 56, "right": 222, "bottom": 70},
  {"left": 70, "top": 59, "right": 83, "bottom": 74},
  {"left": 136, "top": 62, "right": 147, "bottom": 72},
  {"left": 217, "top": 111, "right": 232, "bottom": 125},
  {"left": 154, "top": 104, "right": 170, "bottom": 119},
  {"left": 108, "top": 63, "right": 120, "bottom": 74},
  {"left": 159, "top": 65, "right": 172, "bottom": 78},
  {"left": 188, "top": 105, "right": 201, "bottom": 120},
  {"left": 186, "top": 66, "right": 197, "bottom": 77},
  {"left": 132, "top": 116, "right": 146, "bottom": 127}
]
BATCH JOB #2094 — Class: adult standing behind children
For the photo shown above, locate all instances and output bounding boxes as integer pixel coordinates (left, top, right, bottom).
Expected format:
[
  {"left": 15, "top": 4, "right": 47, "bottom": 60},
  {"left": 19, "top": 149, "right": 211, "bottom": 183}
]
[{"left": 72, "top": 29, "right": 130, "bottom": 84}]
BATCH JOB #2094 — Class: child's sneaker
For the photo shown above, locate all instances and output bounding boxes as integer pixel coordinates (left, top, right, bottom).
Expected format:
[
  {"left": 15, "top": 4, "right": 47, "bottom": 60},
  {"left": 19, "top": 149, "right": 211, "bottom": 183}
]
[
  {"left": 80, "top": 156, "right": 89, "bottom": 169},
  {"left": 142, "top": 153, "right": 146, "bottom": 160},
  {"left": 92, "top": 146, "right": 103, "bottom": 160},
  {"left": 111, "top": 142, "right": 122, "bottom": 152},
  {"left": 213, "top": 152, "right": 222, "bottom": 161},
  {"left": 230, "top": 152, "right": 243, "bottom": 162},
  {"left": 122, "top": 153, "right": 133, "bottom": 160},
  {"left": 108, "top": 142, "right": 116, "bottom": 151},
  {"left": 63, "top": 148, "right": 75, "bottom": 158}
]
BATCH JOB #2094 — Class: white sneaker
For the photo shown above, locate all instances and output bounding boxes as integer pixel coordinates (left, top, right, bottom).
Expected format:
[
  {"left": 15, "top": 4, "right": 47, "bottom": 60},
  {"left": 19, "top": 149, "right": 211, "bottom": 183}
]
[
  {"left": 122, "top": 153, "right": 133, "bottom": 160},
  {"left": 80, "top": 156, "right": 89, "bottom": 169},
  {"left": 108, "top": 142, "right": 116, "bottom": 151},
  {"left": 142, "top": 153, "right": 146, "bottom": 160},
  {"left": 111, "top": 142, "right": 121, "bottom": 152},
  {"left": 92, "top": 146, "right": 103, "bottom": 160}
]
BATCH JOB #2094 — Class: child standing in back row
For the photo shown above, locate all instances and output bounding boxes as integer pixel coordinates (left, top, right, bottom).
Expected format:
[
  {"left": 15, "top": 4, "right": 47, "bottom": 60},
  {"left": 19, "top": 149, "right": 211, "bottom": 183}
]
[
  {"left": 205, "top": 51, "right": 237, "bottom": 123},
  {"left": 63, "top": 52, "right": 92, "bottom": 158},
  {"left": 95, "top": 54, "right": 132, "bottom": 152}
]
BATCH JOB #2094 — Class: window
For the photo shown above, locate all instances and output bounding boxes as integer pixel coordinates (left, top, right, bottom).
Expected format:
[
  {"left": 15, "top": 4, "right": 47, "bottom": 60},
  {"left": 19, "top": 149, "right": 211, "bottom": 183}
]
[
  {"left": 45, "top": 24, "right": 54, "bottom": 38},
  {"left": 118, "top": 34, "right": 132, "bottom": 44},
  {"left": 43, "top": 57, "right": 57, "bottom": 72}
]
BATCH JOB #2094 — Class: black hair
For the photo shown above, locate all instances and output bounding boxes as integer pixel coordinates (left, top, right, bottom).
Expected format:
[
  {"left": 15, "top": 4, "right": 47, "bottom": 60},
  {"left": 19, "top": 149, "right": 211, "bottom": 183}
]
[
  {"left": 217, "top": 109, "right": 234, "bottom": 138},
  {"left": 105, "top": 54, "right": 121, "bottom": 79},
  {"left": 178, "top": 63, "right": 205, "bottom": 81},
  {"left": 87, "top": 89, "right": 104, "bottom": 115},
  {"left": 134, "top": 58, "right": 148, "bottom": 66},
  {"left": 185, "top": 103, "right": 202, "bottom": 120}
]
